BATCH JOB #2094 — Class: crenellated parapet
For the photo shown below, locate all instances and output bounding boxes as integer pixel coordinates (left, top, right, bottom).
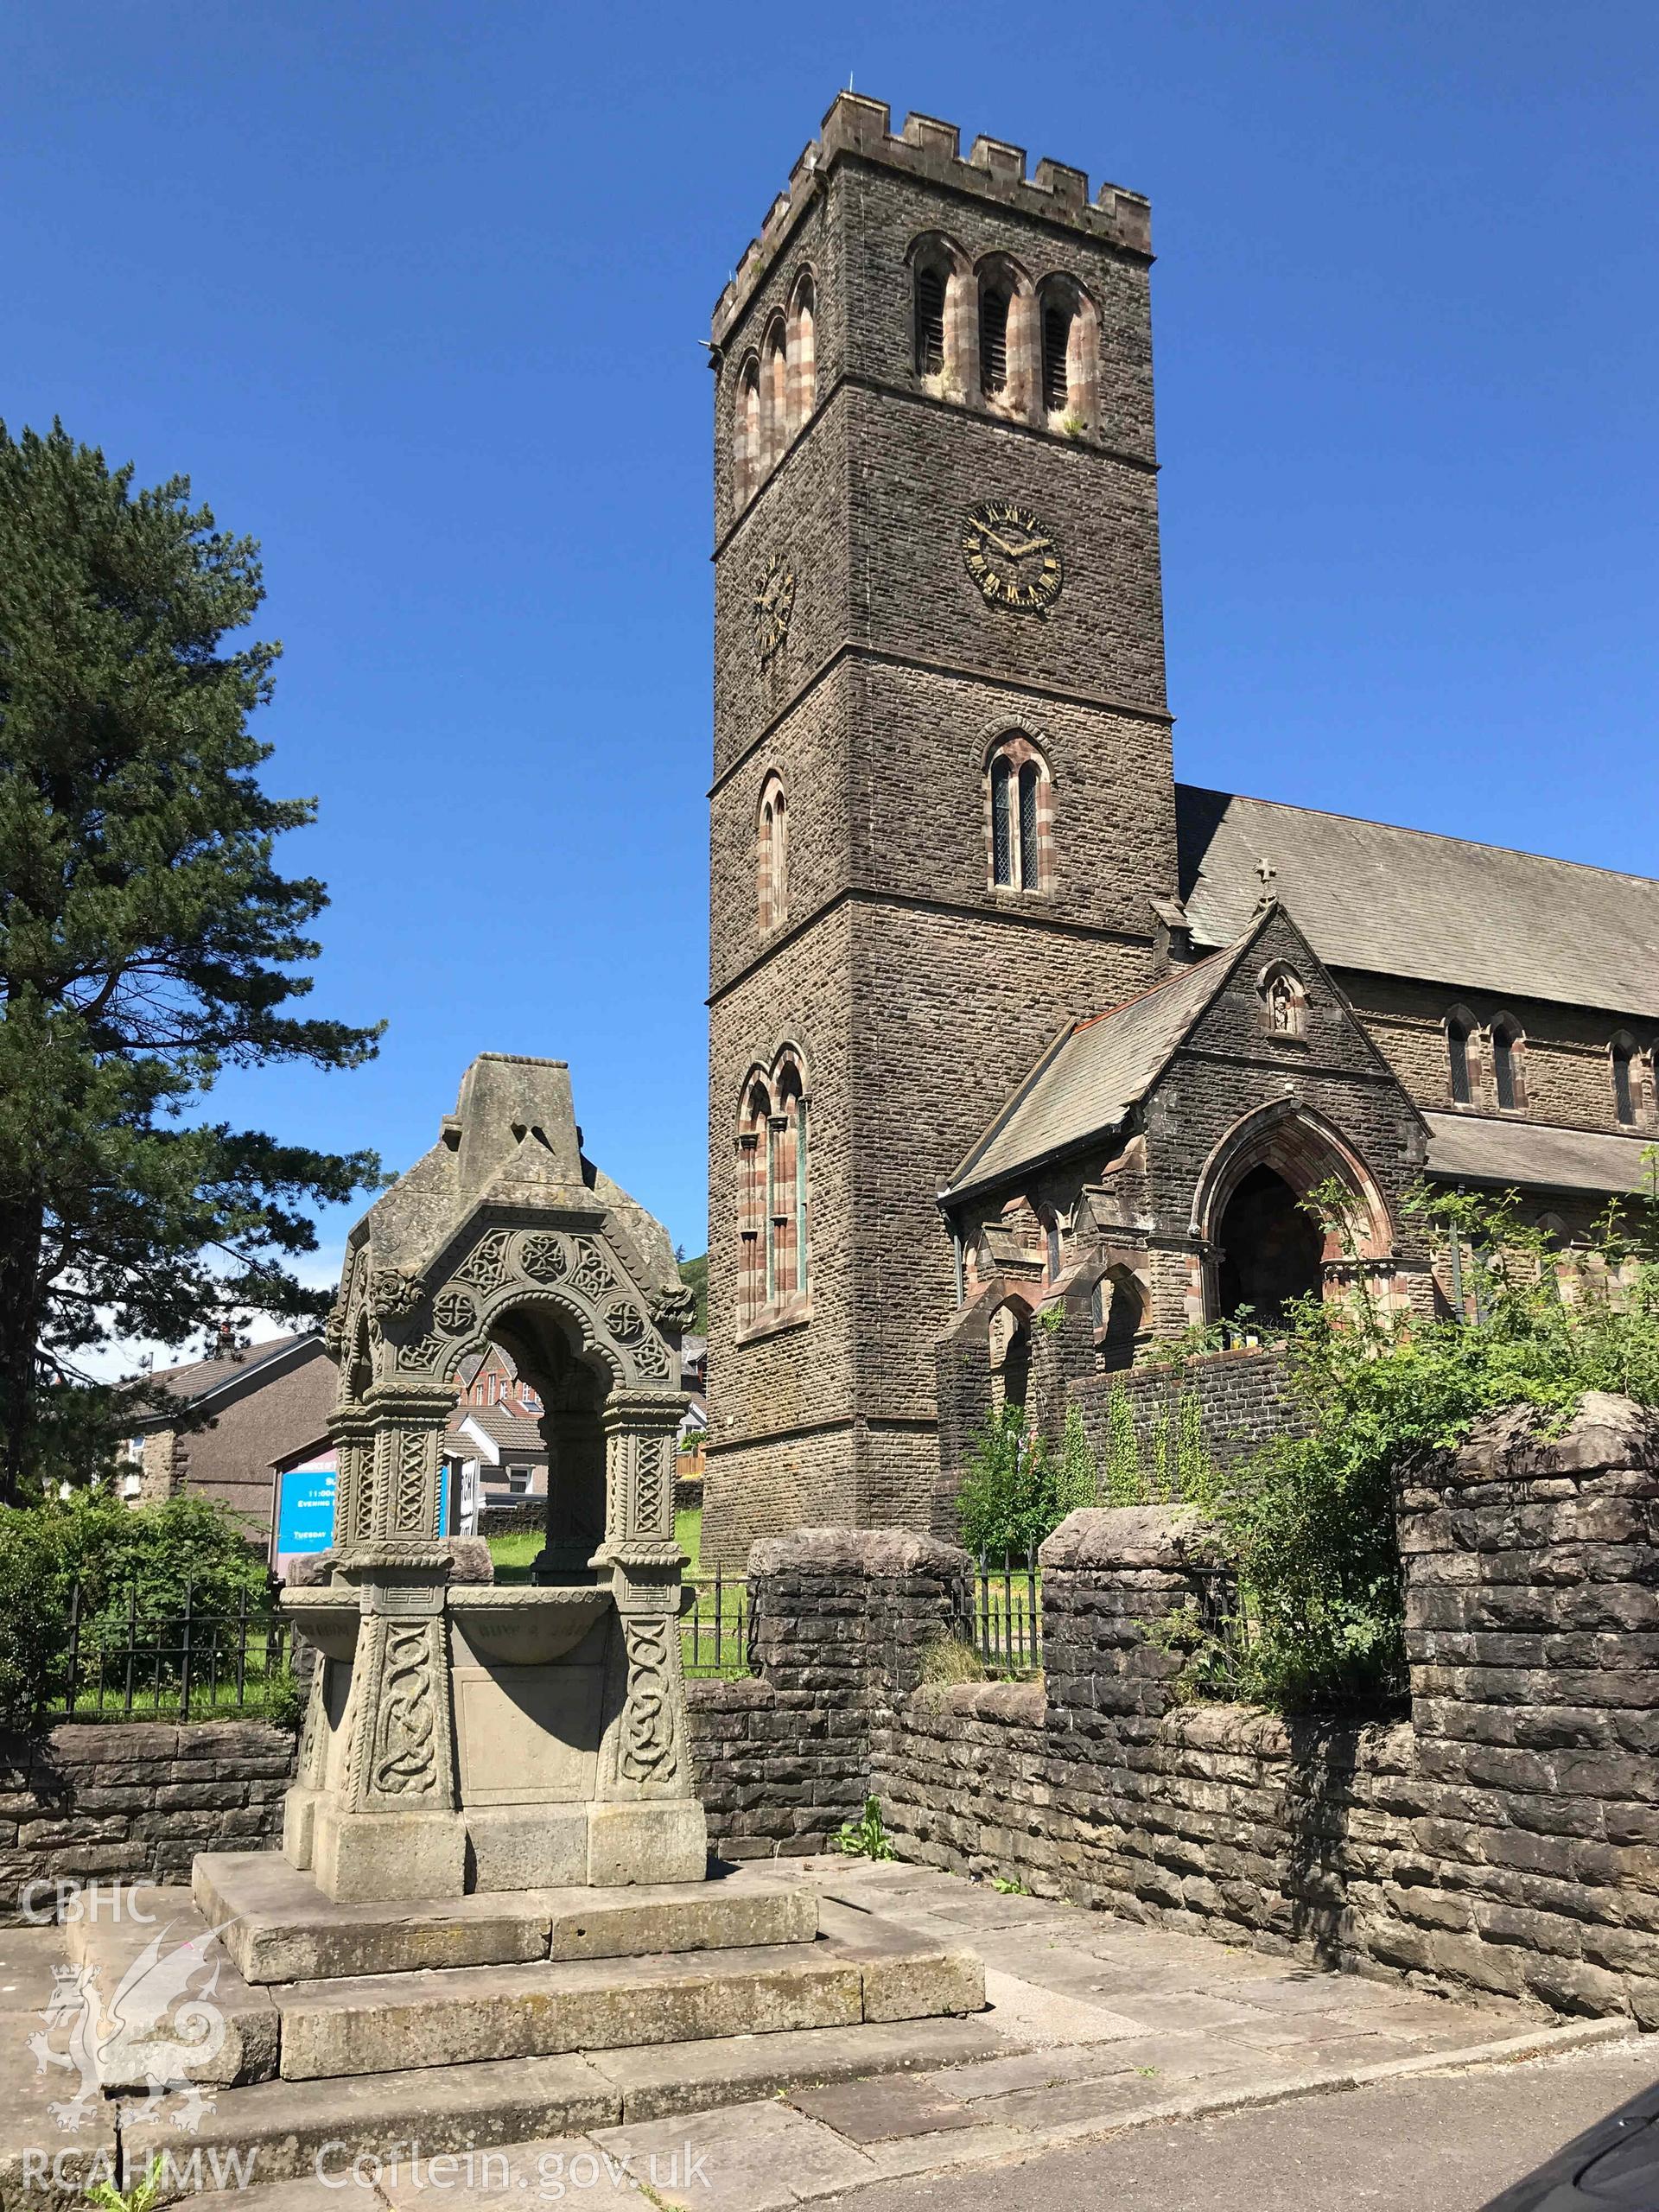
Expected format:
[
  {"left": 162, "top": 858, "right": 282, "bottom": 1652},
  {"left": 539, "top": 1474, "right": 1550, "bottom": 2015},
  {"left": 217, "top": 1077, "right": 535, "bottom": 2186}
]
[{"left": 712, "top": 92, "right": 1152, "bottom": 346}]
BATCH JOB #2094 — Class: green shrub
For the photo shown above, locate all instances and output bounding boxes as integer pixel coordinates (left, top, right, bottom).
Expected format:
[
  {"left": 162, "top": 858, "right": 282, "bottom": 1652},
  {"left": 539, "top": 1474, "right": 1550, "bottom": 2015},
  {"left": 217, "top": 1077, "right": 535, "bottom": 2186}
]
[
  {"left": 0, "top": 1491, "right": 272, "bottom": 1718},
  {"left": 956, "top": 1405, "right": 1083, "bottom": 1558},
  {"left": 1217, "top": 1173, "right": 1659, "bottom": 1713}
]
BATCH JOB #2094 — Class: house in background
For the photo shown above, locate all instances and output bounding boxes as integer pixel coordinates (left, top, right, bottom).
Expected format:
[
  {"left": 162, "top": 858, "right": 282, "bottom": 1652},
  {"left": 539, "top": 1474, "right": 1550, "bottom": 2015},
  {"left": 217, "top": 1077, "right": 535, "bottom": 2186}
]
[
  {"left": 133, "top": 1333, "right": 560, "bottom": 1561},
  {"left": 443, "top": 1402, "right": 550, "bottom": 1528},
  {"left": 131, "top": 1333, "right": 334, "bottom": 1547}
]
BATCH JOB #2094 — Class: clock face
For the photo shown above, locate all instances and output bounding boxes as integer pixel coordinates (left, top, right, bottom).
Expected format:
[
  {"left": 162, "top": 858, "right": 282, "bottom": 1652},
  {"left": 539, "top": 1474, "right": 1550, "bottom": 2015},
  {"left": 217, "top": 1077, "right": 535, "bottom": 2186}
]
[
  {"left": 753, "top": 555, "right": 797, "bottom": 662},
  {"left": 962, "top": 501, "right": 1064, "bottom": 613}
]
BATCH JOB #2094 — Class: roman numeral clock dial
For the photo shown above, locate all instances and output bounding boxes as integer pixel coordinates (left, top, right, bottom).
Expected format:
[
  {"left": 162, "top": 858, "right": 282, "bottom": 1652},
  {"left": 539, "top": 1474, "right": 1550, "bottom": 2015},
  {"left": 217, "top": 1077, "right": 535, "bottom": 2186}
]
[
  {"left": 753, "top": 553, "right": 797, "bottom": 662},
  {"left": 963, "top": 501, "right": 1064, "bottom": 615}
]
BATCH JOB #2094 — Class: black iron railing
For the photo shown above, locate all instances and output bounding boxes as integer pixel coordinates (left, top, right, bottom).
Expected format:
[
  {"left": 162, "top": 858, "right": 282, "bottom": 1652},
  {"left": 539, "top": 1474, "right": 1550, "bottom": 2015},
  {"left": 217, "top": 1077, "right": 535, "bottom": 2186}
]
[
  {"left": 974, "top": 1552, "right": 1043, "bottom": 1676},
  {"left": 679, "top": 1567, "right": 754, "bottom": 1681},
  {"left": 2, "top": 1583, "right": 300, "bottom": 1726}
]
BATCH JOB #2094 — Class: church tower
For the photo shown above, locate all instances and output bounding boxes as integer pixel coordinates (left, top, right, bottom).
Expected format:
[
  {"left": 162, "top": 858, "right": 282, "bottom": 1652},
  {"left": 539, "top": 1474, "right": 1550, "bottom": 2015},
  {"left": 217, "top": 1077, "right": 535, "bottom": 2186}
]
[{"left": 702, "top": 95, "right": 1181, "bottom": 1559}]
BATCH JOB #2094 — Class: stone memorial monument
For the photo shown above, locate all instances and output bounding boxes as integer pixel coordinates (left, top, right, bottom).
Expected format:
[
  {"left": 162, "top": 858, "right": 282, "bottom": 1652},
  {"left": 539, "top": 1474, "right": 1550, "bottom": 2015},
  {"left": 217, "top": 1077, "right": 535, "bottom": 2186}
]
[
  {"left": 281, "top": 1052, "right": 705, "bottom": 1902},
  {"left": 64, "top": 1057, "right": 984, "bottom": 2176}
]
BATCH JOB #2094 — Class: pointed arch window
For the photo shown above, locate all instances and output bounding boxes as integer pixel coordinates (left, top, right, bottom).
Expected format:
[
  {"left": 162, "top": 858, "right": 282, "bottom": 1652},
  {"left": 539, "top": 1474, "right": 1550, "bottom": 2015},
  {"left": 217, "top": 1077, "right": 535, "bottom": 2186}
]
[
  {"left": 736, "top": 1048, "right": 810, "bottom": 1332},
  {"left": 764, "top": 321, "right": 788, "bottom": 471},
  {"left": 1612, "top": 1035, "right": 1640, "bottom": 1127},
  {"left": 733, "top": 358, "right": 761, "bottom": 513},
  {"left": 1446, "top": 1014, "right": 1473, "bottom": 1107},
  {"left": 987, "top": 734, "right": 1051, "bottom": 893},
  {"left": 1491, "top": 1017, "right": 1525, "bottom": 1113},
  {"left": 757, "top": 772, "right": 788, "bottom": 935},
  {"left": 1035, "top": 276, "right": 1100, "bottom": 430},
  {"left": 1041, "top": 1208, "right": 1063, "bottom": 1281}
]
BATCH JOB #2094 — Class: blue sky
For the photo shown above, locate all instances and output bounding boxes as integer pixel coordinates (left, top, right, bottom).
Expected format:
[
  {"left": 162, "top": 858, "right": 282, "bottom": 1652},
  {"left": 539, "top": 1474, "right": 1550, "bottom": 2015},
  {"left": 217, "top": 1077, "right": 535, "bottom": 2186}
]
[{"left": 6, "top": 1, "right": 1657, "bottom": 1314}]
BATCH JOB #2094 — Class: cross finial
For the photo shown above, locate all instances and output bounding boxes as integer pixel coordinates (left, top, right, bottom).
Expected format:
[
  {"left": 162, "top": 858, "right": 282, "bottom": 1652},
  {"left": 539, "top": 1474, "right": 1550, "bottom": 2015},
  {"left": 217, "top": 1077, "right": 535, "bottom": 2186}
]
[{"left": 1254, "top": 856, "right": 1278, "bottom": 888}]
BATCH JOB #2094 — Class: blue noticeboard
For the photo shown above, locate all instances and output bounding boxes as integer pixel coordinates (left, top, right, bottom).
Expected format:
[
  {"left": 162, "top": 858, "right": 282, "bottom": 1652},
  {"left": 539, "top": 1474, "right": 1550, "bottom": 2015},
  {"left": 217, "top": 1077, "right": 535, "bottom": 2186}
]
[{"left": 275, "top": 1462, "right": 336, "bottom": 1573}]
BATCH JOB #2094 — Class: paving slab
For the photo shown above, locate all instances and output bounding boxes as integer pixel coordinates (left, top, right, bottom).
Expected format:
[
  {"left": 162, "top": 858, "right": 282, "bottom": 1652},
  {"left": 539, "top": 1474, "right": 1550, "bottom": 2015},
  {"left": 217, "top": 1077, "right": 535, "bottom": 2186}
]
[
  {"left": 372, "top": 2134, "right": 630, "bottom": 2209},
  {"left": 592, "top": 2095, "right": 876, "bottom": 2211},
  {"left": 980, "top": 1969, "right": 1144, "bottom": 2047},
  {"left": 786, "top": 2075, "right": 981, "bottom": 2143},
  {"left": 0, "top": 1997, "right": 120, "bottom": 2209},
  {"left": 0, "top": 1927, "right": 73, "bottom": 2016},
  {"left": 121, "top": 2049, "right": 622, "bottom": 2200}
]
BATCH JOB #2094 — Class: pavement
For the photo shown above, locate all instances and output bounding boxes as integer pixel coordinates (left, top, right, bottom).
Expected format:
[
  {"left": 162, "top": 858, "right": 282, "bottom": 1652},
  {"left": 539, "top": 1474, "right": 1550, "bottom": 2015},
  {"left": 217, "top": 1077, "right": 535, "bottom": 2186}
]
[{"left": 7, "top": 1853, "right": 1652, "bottom": 2210}]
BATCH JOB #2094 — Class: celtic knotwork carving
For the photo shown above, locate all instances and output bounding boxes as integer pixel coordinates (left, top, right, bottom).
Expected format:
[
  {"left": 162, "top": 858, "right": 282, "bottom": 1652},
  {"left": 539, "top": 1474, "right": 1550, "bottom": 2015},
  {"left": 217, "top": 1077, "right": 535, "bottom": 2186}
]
[
  {"left": 570, "top": 1237, "right": 613, "bottom": 1299},
  {"left": 634, "top": 1435, "right": 665, "bottom": 1536},
  {"left": 296, "top": 1666, "right": 327, "bottom": 1788},
  {"left": 398, "top": 1330, "right": 446, "bottom": 1373},
  {"left": 433, "top": 1287, "right": 477, "bottom": 1336},
  {"left": 518, "top": 1232, "right": 569, "bottom": 1282},
  {"left": 604, "top": 1298, "right": 645, "bottom": 1346},
  {"left": 371, "top": 1268, "right": 423, "bottom": 1321},
  {"left": 456, "top": 1230, "right": 511, "bottom": 1288},
  {"left": 619, "top": 1614, "right": 677, "bottom": 1783},
  {"left": 393, "top": 1431, "right": 429, "bottom": 1534},
  {"left": 632, "top": 1336, "right": 671, "bottom": 1378},
  {"left": 371, "top": 1621, "right": 439, "bottom": 1796}
]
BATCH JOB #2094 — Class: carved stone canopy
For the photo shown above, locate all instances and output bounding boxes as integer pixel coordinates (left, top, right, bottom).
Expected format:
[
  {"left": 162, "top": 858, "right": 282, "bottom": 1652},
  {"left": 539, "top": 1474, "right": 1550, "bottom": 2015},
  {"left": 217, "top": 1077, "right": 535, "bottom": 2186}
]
[{"left": 283, "top": 1054, "right": 703, "bottom": 1905}]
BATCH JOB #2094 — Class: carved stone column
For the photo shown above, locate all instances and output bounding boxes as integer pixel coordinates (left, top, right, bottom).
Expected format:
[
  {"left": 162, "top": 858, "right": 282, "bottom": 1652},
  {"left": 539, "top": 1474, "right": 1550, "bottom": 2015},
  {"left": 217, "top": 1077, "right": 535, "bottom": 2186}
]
[
  {"left": 590, "top": 1390, "right": 706, "bottom": 1882},
  {"left": 304, "top": 1382, "right": 467, "bottom": 1902}
]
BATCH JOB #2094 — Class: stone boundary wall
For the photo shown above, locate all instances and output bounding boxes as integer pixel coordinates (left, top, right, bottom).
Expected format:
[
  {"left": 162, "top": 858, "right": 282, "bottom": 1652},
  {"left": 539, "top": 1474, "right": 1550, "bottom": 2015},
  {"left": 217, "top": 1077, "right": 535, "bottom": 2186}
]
[
  {"left": 729, "top": 1397, "right": 1659, "bottom": 2024},
  {"left": 0, "top": 1721, "right": 295, "bottom": 1916},
  {"left": 1071, "top": 1344, "right": 1305, "bottom": 1490},
  {"left": 689, "top": 1528, "right": 969, "bottom": 1860}
]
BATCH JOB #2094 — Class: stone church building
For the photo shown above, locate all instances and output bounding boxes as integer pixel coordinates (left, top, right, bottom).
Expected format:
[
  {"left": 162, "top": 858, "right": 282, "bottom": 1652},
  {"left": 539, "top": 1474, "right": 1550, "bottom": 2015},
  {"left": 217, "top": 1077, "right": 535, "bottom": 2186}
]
[{"left": 701, "top": 93, "right": 1659, "bottom": 1563}]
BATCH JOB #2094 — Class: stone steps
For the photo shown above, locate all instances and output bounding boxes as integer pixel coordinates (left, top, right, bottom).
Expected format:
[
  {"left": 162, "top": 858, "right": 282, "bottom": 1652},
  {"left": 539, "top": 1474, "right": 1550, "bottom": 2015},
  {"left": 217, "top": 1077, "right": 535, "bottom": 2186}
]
[
  {"left": 120, "top": 2012, "right": 1007, "bottom": 2198},
  {"left": 273, "top": 1921, "right": 982, "bottom": 2080},
  {"left": 194, "top": 1851, "right": 818, "bottom": 1984}
]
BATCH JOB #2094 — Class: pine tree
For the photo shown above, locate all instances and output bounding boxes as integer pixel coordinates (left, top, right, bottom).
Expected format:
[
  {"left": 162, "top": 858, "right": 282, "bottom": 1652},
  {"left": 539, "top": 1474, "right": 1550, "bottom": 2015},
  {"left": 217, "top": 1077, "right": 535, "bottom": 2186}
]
[{"left": 0, "top": 423, "right": 383, "bottom": 1499}]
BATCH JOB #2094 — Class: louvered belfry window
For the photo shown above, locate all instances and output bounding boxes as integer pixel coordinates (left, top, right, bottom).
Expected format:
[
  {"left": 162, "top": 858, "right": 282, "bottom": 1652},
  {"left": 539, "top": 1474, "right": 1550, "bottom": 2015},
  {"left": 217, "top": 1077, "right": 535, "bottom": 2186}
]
[
  {"left": 916, "top": 266, "right": 946, "bottom": 376},
  {"left": 991, "top": 756, "right": 1014, "bottom": 886},
  {"left": 981, "top": 285, "right": 1010, "bottom": 396},
  {"left": 1042, "top": 306, "right": 1071, "bottom": 415}
]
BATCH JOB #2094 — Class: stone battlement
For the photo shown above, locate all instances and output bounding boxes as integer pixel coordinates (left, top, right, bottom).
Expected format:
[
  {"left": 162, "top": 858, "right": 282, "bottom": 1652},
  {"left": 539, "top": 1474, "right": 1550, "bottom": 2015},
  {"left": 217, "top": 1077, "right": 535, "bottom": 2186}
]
[{"left": 712, "top": 92, "right": 1152, "bottom": 344}]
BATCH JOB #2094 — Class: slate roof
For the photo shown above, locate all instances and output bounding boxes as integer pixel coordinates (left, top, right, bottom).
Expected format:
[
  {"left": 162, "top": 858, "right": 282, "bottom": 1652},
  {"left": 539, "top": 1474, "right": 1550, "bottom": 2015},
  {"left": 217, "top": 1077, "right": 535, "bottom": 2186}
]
[
  {"left": 1423, "top": 1113, "right": 1657, "bottom": 1197},
  {"left": 1177, "top": 785, "right": 1659, "bottom": 1020},
  {"left": 142, "top": 1332, "right": 321, "bottom": 1414},
  {"left": 447, "top": 1403, "right": 549, "bottom": 1459},
  {"left": 944, "top": 947, "right": 1241, "bottom": 1197}
]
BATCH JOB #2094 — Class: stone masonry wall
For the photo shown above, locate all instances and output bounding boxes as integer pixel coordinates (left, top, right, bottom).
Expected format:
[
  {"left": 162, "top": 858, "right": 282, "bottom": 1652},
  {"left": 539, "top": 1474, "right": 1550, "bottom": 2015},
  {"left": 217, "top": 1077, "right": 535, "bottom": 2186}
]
[
  {"left": 687, "top": 1528, "right": 968, "bottom": 1859},
  {"left": 0, "top": 1722, "right": 295, "bottom": 1917},
  {"left": 722, "top": 1401, "right": 1659, "bottom": 2023},
  {"left": 1071, "top": 1345, "right": 1307, "bottom": 1491}
]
